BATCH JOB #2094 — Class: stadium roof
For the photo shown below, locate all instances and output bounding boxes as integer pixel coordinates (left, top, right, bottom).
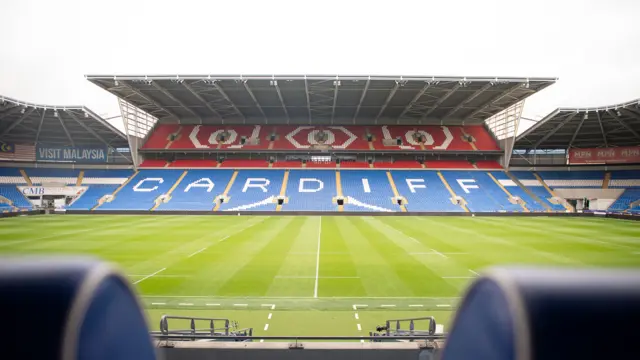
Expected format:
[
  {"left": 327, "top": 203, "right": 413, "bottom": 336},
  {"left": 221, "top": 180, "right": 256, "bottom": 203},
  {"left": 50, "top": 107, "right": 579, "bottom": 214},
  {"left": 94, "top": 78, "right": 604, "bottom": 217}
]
[
  {"left": 0, "top": 95, "right": 129, "bottom": 148},
  {"left": 86, "top": 75, "right": 556, "bottom": 126},
  {"left": 515, "top": 98, "right": 640, "bottom": 150}
]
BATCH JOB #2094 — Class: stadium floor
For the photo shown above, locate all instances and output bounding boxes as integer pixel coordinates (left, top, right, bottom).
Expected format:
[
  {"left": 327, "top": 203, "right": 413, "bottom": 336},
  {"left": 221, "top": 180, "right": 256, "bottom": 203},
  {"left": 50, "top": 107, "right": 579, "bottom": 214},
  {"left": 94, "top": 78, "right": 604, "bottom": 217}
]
[{"left": 1, "top": 214, "right": 639, "bottom": 336}]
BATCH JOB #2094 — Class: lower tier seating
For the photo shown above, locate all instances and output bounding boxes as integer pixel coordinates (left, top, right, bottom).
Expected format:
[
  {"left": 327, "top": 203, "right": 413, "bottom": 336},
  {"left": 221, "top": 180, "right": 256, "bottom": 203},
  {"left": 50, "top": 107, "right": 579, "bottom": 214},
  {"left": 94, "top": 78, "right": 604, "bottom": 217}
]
[
  {"left": 68, "top": 185, "right": 120, "bottom": 210},
  {"left": 0, "top": 185, "right": 32, "bottom": 209}
]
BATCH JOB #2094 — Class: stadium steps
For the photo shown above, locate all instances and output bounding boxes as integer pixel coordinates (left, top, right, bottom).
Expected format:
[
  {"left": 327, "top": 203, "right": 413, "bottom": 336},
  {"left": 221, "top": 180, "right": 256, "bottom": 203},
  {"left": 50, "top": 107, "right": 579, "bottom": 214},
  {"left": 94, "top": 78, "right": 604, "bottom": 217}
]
[
  {"left": 151, "top": 170, "right": 188, "bottom": 211},
  {"left": 460, "top": 128, "right": 479, "bottom": 150},
  {"left": 437, "top": 171, "right": 470, "bottom": 212},
  {"left": 487, "top": 172, "right": 529, "bottom": 212},
  {"left": 76, "top": 171, "right": 84, "bottom": 186},
  {"left": 19, "top": 169, "right": 32, "bottom": 186},
  {"left": 214, "top": 170, "right": 238, "bottom": 211},
  {"left": 335, "top": 171, "right": 343, "bottom": 212},
  {"left": 533, "top": 172, "right": 574, "bottom": 212},
  {"left": 386, "top": 171, "right": 407, "bottom": 212},
  {"left": 93, "top": 171, "right": 139, "bottom": 211},
  {"left": 603, "top": 172, "right": 611, "bottom": 189},
  {"left": 505, "top": 171, "right": 550, "bottom": 212},
  {"left": 275, "top": 170, "right": 290, "bottom": 212}
]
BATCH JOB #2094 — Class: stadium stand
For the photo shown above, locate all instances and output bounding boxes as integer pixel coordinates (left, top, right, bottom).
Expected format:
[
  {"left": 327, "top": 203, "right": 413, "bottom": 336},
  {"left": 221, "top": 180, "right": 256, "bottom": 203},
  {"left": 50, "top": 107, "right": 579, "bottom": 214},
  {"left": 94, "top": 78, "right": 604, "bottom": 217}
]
[
  {"left": 609, "top": 170, "right": 640, "bottom": 188},
  {"left": 157, "top": 170, "right": 235, "bottom": 211},
  {"left": 26, "top": 168, "right": 80, "bottom": 185},
  {"left": 220, "top": 159, "right": 269, "bottom": 168},
  {"left": 373, "top": 161, "right": 422, "bottom": 169},
  {"left": 97, "top": 170, "right": 184, "bottom": 211},
  {"left": 0, "top": 167, "right": 27, "bottom": 184},
  {"left": 139, "top": 159, "right": 168, "bottom": 168},
  {"left": 424, "top": 160, "right": 474, "bottom": 169},
  {"left": 0, "top": 185, "right": 31, "bottom": 209},
  {"left": 608, "top": 189, "right": 640, "bottom": 212},
  {"left": 272, "top": 161, "right": 303, "bottom": 168},
  {"left": 392, "top": 171, "right": 464, "bottom": 212},
  {"left": 339, "top": 161, "right": 371, "bottom": 169},
  {"left": 218, "top": 170, "right": 284, "bottom": 212},
  {"left": 491, "top": 171, "right": 546, "bottom": 212},
  {"left": 168, "top": 159, "right": 218, "bottom": 168},
  {"left": 537, "top": 171, "right": 605, "bottom": 188},
  {"left": 341, "top": 171, "right": 398, "bottom": 212},
  {"left": 285, "top": 170, "right": 337, "bottom": 211},
  {"left": 442, "top": 171, "right": 522, "bottom": 212},
  {"left": 68, "top": 185, "right": 120, "bottom": 210},
  {"left": 511, "top": 171, "right": 566, "bottom": 211}
]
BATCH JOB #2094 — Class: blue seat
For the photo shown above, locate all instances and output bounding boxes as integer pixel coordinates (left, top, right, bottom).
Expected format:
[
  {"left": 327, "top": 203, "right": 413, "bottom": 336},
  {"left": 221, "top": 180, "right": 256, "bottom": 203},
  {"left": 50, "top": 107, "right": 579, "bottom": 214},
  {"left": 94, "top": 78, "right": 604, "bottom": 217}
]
[
  {"left": 0, "top": 257, "right": 154, "bottom": 360},
  {"left": 443, "top": 267, "right": 640, "bottom": 360}
]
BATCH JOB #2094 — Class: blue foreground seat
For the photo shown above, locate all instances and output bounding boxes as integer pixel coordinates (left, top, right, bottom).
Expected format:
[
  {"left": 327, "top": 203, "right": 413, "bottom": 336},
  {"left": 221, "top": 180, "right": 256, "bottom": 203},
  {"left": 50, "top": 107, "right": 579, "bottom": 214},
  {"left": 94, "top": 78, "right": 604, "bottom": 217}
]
[
  {"left": 0, "top": 257, "right": 155, "bottom": 360},
  {"left": 442, "top": 267, "right": 640, "bottom": 360}
]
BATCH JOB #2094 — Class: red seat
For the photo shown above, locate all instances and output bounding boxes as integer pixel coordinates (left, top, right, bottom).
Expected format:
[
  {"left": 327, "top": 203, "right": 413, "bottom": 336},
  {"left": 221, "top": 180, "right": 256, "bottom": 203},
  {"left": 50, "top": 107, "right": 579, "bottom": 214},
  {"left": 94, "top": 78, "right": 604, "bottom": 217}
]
[
  {"left": 169, "top": 160, "right": 218, "bottom": 168},
  {"left": 424, "top": 160, "right": 474, "bottom": 169},
  {"left": 220, "top": 159, "right": 269, "bottom": 168},
  {"left": 475, "top": 160, "right": 503, "bottom": 169},
  {"left": 139, "top": 159, "right": 167, "bottom": 168}
]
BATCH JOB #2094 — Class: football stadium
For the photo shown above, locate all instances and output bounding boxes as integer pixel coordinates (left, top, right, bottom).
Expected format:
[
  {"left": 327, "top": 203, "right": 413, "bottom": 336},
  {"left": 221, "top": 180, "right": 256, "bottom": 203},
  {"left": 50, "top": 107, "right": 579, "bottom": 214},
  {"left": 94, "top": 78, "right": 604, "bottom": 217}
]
[{"left": 1, "top": 75, "right": 640, "bottom": 358}]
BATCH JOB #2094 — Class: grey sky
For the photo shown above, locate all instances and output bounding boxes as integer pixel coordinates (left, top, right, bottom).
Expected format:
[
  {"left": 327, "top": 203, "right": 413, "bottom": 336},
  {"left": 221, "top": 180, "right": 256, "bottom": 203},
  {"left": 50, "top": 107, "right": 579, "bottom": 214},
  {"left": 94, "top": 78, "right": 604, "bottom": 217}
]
[{"left": 1, "top": 0, "right": 639, "bottom": 133}]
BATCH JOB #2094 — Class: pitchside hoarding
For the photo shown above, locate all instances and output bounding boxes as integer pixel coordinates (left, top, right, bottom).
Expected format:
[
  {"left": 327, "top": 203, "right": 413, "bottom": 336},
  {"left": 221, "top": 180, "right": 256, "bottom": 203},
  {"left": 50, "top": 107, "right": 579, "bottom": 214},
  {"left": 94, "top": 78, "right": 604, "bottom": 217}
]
[
  {"left": 36, "top": 145, "right": 108, "bottom": 163},
  {"left": 18, "top": 186, "right": 86, "bottom": 196},
  {"left": 569, "top": 146, "right": 640, "bottom": 164}
]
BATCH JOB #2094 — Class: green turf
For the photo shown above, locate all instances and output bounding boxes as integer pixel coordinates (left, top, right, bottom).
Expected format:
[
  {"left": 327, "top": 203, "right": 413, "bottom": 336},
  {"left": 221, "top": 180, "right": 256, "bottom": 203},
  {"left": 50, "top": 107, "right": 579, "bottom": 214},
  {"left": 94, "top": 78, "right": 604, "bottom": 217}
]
[{"left": 1, "top": 214, "right": 639, "bottom": 336}]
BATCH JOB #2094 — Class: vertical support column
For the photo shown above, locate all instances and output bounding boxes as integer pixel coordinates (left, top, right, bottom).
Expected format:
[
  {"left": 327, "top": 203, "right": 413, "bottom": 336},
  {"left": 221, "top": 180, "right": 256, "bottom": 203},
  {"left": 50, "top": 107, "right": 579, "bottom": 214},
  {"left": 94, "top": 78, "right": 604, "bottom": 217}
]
[
  {"left": 335, "top": 171, "right": 343, "bottom": 212},
  {"left": 386, "top": 171, "right": 407, "bottom": 212},
  {"left": 214, "top": 171, "right": 238, "bottom": 211},
  {"left": 276, "top": 170, "right": 289, "bottom": 211}
]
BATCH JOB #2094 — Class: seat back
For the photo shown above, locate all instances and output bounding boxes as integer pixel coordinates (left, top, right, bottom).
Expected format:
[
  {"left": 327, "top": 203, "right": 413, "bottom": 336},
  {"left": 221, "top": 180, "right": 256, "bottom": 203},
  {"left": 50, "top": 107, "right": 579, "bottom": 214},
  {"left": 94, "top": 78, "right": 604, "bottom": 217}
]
[
  {"left": 0, "top": 257, "right": 155, "bottom": 360},
  {"left": 442, "top": 267, "right": 640, "bottom": 360}
]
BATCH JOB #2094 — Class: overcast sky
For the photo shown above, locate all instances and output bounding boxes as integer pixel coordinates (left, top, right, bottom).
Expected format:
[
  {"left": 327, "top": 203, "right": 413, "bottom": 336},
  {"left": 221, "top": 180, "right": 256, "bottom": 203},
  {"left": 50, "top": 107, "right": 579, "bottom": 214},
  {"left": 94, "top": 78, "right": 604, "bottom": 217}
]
[{"left": 1, "top": 0, "right": 639, "bottom": 133}]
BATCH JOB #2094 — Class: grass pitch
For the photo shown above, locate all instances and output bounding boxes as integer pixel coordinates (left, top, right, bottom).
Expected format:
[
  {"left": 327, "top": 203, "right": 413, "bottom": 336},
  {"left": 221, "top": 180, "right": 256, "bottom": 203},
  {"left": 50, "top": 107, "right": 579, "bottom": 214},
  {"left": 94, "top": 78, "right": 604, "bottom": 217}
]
[{"left": 1, "top": 215, "right": 639, "bottom": 336}]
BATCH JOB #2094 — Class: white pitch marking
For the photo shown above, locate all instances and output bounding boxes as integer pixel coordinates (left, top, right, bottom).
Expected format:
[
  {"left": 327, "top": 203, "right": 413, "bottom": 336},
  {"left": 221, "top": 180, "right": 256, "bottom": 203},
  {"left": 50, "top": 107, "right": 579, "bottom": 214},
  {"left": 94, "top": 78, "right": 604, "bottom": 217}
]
[
  {"left": 443, "top": 276, "right": 475, "bottom": 279},
  {"left": 437, "top": 304, "right": 451, "bottom": 307},
  {"left": 409, "top": 304, "right": 423, "bottom": 307},
  {"left": 206, "top": 303, "right": 220, "bottom": 306},
  {"left": 381, "top": 304, "right": 396, "bottom": 308},
  {"left": 178, "top": 303, "right": 193, "bottom": 306},
  {"left": 314, "top": 216, "right": 322, "bottom": 298},
  {"left": 276, "top": 276, "right": 359, "bottom": 279},
  {"left": 264, "top": 324, "right": 269, "bottom": 331},
  {"left": 353, "top": 304, "right": 368, "bottom": 310},
  {"left": 143, "top": 296, "right": 460, "bottom": 299},
  {"left": 233, "top": 304, "right": 248, "bottom": 307},
  {"left": 357, "top": 324, "right": 362, "bottom": 331},
  {"left": 469, "top": 269, "right": 479, "bottom": 275},
  {"left": 260, "top": 304, "right": 276, "bottom": 310},
  {"left": 218, "top": 218, "right": 266, "bottom": 242},
  {"left": 133, "top": 268, "right": 166, "bottom": 285},
  {"left": 188, "top": 247, "right": 207, "bottom": 258},
  {"left": 430, "top": 249, "right": 448, "bottom": 258},
  {"left": 268, "top": 313, "right": 272, "bottom": 320},
  {"left": 355, "top": 313, "right": 359, "bottom": 320},
  {"left": 260, "top": 339, "right": 264, "bottom": 343},
  {"left": 219, "top": 235, "right": 230, "bottom": 242},
  {"left": 151, "top": 302, "right": 166, "bottom": 305}
]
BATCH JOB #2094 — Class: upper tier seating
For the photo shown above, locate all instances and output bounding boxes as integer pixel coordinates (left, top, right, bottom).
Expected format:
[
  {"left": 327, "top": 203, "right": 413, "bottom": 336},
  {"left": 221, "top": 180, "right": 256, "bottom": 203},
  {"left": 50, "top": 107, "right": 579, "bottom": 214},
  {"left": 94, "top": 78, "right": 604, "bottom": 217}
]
[
  {"left": 26, "top": 168, "right": 80, "bottom": 185},
  {"left": 609, "top": 170, "right": 640, "bottom": 188},
  {"left": 220, "top": 159, "right": 269, "bottom": 168},
  {"left": 373, "top": 161, "right": 422, "bottom": 169},
  {"left": 537, "top": 171, "right": 604, "bottom": 188},
  {"left": 491, "top": 172, "right": 546, "bottom": 211},
  {"left": 0, "top": 167, "right": 26, "bottom": 184},
  {"left": 157, "top": 170, "right": 234, "bottom": 211},
  {"left": 82, "top": 169, "right": 133, "bottom": 185},
  {"left": 139, "top": 159, "right": 168, "bottom": 168},
  {"left": 272, "top": 161, "right": 303, "bottom": 168},
  {"left": 219, "top": 170, "right": 284, "bottom": 211},
  {"left": 0, "top": 185, "right": 32, "bottom": 209},
  {"left": 306, "top": 161, "right": 337, "bottom": 168},
  {"left": 140, "top": 124, "right": 180, "bottom": 149},
  {"left": 168, "top": 159, "right": 218, "bottom": 168},
  {"left": 284, "top": 170, "right": 338, "bottom": 211},
  {"left": 97, "top": 170, "right": 184, "bottom": 211},
  {"left": 144, "top": 125, "right": 501, "bottom": 151},
  {"left": 392, "top": 171, "right": 463, "bottom": 212},
  {"left": 339, "top": 161, "right": 371, "bottom": 169},
  {"left": 474, "top": 160, "right": 503, "bottom": 169},
  {"left": 341, "top": 170, "right": 398, "bottom": 212},
  {"left": 442, "top": 171, "right": 522, "bottom": 212},
  {"left": 424, "top": 160, "right": 474, "bottom": 169}
]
